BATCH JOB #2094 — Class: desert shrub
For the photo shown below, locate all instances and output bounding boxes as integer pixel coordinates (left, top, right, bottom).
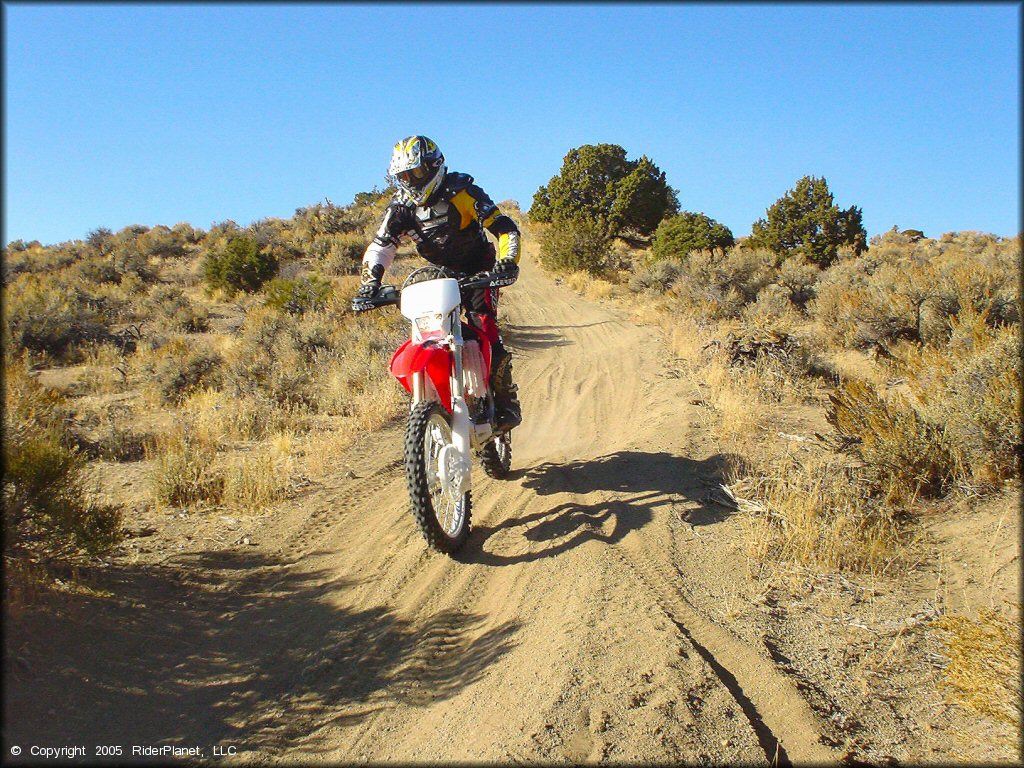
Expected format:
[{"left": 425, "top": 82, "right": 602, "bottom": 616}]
[
  {"left": 145, "top": 336, "right": 223, "bottom": 403},
  {"left": 670, "top": 247, "right": 776, "bottom": 318},
  {"left": 293, "top": 200, "right": 372, "bottom": 242},
  {"left": 263, "top": 274, "right": 333, "bottom": 315},
  {"left": 317, "top": 232, "right": 367, "bottom": 276},
  {"left": 143, "top": 285, "right": 210, "bottom": 332},
  {"left": 726, "top": 286, "right": 801, "bottom": 363},
  {"left": 826, "top": 379, "right": 956, "bottom": 502},
  {"left": 812, "top": 232, "right": 1019, "bottom": 350},
  {"left": 71, "top": 254, "right": 122, "bottom": 285},
  {"left": 651, "top": 212, "right": 734, "bottom": 261},
  {"left": 203, "top": 235, "right": 278, "bottom": 295},
  {"left": 899, "top": 311, "right": 1020, "bottom": 486},
  {"left": 700, "top": 247, "right": 775, "bottom": 303},
  {"left": 221, "top": 307, "right": 317, "bottom": 407},
  {"left": 109, "top": 240, "right": 158, "bottom": 283},
  {"left": 721, "top": 287, "right": 832, "bottom": 397},
  {"left": 777, "top": 254, "right": 821, "bottom": 308},
  {"left": 628, "top": 259, "right": 684, "bottom": 294},
  {"left": 538, "top": 216, "right": 612, "bottom": 275},
  {"left": 85, "top": 227, "right": 115, "bottom": 254},
  {"left": 171, "top": 221, "right": 204, "bottom": 244},
  {"left": 4, "top": 275, "right": 110, "bottom": 358},
  {"left": 138, "top": 225, "right": 186, "bottom": 259},
  {"left": 3, "top": 362, "right": 122, "bottom": 561},
  {"left": 248, "top": 217, "right": 301, "bottom": 264},
  {"left": 2, "top": 242, "right": 83, "bottom": 282}
]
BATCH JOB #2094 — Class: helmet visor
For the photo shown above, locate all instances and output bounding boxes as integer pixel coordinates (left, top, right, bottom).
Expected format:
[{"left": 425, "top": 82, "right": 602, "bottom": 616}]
[{"left": 396, "top": 166, "right": 430, "bottom": 189}]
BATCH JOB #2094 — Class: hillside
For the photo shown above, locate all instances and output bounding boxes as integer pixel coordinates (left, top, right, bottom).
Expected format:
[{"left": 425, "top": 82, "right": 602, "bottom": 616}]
[{"left": 3, "top": 224, "right": 1019, "bottom": 763}]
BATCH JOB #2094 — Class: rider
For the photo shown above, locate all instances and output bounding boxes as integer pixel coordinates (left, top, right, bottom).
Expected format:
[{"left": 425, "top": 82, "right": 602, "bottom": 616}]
[{"left": 353, "top": 135, "right": 522, "bottom": 431}]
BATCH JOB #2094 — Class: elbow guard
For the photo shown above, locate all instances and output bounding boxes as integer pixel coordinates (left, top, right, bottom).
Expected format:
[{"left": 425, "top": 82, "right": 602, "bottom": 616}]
[
  {"left": 488, "top": 214, "right": 520, "bottom": 264},
  {"left": 497, "top": 230, "right": 520, "bottom": 264}
]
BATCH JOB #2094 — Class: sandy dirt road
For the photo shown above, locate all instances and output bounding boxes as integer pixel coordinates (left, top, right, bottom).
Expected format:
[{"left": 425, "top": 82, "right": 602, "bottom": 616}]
[
  {"left": 236, "top": 247, "right": 835, "bottom": 765},
  {"left": 6, "top": 246, "right": 838, "bottom": 765}
]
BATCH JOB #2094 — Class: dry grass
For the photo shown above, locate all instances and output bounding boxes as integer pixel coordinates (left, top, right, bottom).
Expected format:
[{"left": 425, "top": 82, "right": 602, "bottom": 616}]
[
  {"left": 565, "top": 269, "right": 616, "bottom": 300},
  {"left": 936, "top": 608, "right": 1021, "bottom": 736},
  {"left": 738, "top": 453, "right": 904, "bottom": 574},
  {"left": 222, "top": 449, "right": 292, "bottom": 511},
  {"left": 147, "top": 425, "right": 224, "bottom": 507}
]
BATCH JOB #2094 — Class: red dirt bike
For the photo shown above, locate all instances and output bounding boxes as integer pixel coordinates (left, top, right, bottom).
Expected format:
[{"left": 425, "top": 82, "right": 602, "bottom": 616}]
[{"left": 352, "top": 265, "right": 518, "bottom": 555}]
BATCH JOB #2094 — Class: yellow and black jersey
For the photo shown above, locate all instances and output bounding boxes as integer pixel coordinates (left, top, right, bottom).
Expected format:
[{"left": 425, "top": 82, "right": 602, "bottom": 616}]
[{"left": 364, "top": 172, "right": 520, "bottom": 275}]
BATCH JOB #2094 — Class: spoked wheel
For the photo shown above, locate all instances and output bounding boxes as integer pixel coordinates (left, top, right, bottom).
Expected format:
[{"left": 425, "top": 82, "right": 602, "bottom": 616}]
[
  {"left": 404, "top": 401, "right": 472, "bottom": 554},
  {"left": 479, "top": 430, "right": 512, "bottom": 479}
]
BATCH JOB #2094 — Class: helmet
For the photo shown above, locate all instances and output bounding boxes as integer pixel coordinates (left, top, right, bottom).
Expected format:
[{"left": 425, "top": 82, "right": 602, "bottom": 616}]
[{"left": 388, "top": 135, "right": 446, "bottom": 205}]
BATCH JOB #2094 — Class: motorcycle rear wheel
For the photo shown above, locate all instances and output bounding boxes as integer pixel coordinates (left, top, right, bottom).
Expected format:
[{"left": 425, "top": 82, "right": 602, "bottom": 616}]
[{"left": 404, "top": 401, "right": 472, "bottom": 554}]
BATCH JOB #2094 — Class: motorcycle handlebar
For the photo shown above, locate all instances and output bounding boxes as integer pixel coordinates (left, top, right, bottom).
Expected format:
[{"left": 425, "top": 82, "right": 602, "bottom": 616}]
[{"left": 351, "top": 267, "right": 517, "bottom": 313}]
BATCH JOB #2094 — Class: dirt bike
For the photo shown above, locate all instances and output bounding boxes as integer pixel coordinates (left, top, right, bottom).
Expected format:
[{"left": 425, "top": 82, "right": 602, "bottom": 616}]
[{"left": 352, "top": 264, "right": 518, "bottom": 554}]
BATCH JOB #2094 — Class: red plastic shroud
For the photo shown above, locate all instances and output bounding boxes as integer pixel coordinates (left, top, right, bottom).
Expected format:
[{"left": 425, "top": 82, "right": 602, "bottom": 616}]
[{"left": 388, "top": 324, "right": 492, "bottom": 413}]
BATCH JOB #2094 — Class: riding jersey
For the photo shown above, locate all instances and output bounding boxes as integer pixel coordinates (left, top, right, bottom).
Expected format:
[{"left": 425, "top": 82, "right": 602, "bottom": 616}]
[{"left": 362, "top": 172, "right": 521, "bottom": 276}]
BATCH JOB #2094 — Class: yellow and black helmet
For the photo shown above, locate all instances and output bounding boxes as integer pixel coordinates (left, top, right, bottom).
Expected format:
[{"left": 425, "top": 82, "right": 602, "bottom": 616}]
[{"left": 388, "top": 135, "right": 446, "bottom": 205}]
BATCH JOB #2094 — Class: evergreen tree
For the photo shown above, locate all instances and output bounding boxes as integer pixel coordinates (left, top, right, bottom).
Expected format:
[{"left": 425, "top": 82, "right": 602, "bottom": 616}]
[{"left": 750, "top": 176, "right": 867, "bottom": 266}]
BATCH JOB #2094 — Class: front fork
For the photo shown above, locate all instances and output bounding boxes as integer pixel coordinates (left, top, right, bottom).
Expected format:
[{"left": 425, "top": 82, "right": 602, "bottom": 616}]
[{"left": 409, "top": 315, "right": 473, "bottom": 493}]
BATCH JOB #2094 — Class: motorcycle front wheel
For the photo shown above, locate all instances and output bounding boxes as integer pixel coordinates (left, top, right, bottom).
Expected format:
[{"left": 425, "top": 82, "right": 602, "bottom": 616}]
[
  {"left": 479, "top": 431, "right": 512, "bottom": 479},
  {"left": 404, "top": 401, "right": 472, "bottom": 554}
]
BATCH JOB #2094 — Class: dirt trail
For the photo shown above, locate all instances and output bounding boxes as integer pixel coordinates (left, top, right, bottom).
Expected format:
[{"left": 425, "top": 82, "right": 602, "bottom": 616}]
[
  {"left": 6, "top": 246, "right": 839, "bottom": 764},
  {"left": 246, "top": 248, "right": 835, "bottom": 764}
]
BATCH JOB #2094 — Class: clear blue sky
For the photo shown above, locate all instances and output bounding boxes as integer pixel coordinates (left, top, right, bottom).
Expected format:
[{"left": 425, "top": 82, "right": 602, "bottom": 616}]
[{"left": 3, "top": 2, "right": 1020, "bottom": 245}]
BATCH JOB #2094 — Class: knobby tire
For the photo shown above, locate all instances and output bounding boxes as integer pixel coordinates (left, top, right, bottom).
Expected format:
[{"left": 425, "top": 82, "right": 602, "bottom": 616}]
[{"left": 404, "top": 401, "right": 472, "bottom": 554}]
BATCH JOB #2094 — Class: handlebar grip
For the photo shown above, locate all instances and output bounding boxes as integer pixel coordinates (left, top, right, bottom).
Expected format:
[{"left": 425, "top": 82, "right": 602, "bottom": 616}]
[{"left": 351, "top": 285, "right": 399, "bottom": 312}]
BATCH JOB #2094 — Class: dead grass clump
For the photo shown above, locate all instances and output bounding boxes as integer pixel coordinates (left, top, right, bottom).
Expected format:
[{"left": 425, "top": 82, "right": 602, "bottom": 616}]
[
  {"left": 148, "top": 426, "right": 224, "bottom": 507},
  {"left": 221, "top": 449, "right": 292, "bottom": 510},
  {"left": 698, "top": 355, "right": 768, "bottom": 450},
  {"left": 740, "top": 453, "right": 902, "bottom": 573},
  {"left": 181, "top": 389, "right": 292, "bottom": 445},
  {"left": 565, "top": 270, "right": 616, "bottom": 300},
  {"left": 936, "top": 609, "right": 1021, "bottom": 729}
]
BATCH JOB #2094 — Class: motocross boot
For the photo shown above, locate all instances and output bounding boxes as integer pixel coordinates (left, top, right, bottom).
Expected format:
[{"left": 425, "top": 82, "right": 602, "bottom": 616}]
[{"left": 490, "top": 345, "right": 522, "bottom": 432}]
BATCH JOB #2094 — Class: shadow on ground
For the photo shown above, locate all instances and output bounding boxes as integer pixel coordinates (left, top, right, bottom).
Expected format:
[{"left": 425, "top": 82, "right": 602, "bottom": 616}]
[
  {"left": 4, "top": 549, "right": 519, "bottom": 760},
  {"left": 501, "top": 322, "right": 575, "bottom": 350},
  {"left": 463, "top": 451, "right": 742, "bottom": 566}
]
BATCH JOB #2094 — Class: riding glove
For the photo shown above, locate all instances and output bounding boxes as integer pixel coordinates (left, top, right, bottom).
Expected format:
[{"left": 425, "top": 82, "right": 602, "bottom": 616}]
[
  {"left": 356, "top": 263, "right": 385, "bottom": 298},
  {"left": 492, "top": 258, "right": 519, "bottom": 284}
]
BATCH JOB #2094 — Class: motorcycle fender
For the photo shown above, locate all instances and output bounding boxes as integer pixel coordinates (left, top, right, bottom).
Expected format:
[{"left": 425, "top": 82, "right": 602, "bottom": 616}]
[{"left": 389, "top": 341, "right": 453, "bottom": 412}]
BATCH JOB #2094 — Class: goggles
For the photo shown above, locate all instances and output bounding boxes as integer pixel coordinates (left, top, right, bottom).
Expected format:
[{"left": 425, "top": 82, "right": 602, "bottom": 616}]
[{"left": 397, "top": 166, "right": 430, "bottom": 188}]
